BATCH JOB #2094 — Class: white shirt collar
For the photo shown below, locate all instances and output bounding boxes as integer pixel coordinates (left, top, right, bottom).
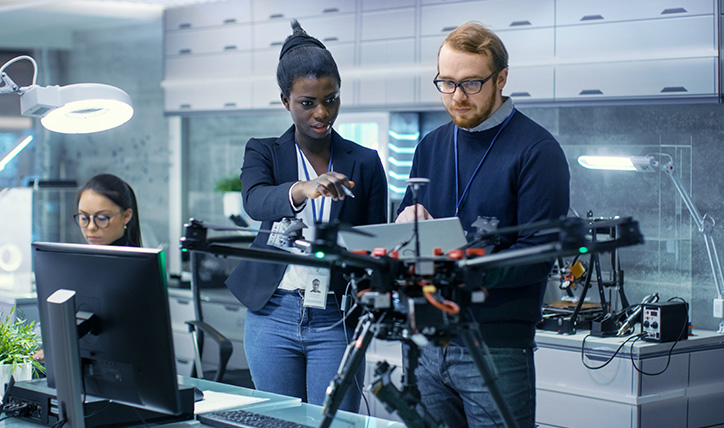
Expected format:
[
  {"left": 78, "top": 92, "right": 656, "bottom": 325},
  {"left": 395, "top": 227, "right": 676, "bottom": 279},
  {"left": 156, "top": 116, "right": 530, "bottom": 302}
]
[{"left": 463, "top": 97, "right": 515, "bottom": 132}]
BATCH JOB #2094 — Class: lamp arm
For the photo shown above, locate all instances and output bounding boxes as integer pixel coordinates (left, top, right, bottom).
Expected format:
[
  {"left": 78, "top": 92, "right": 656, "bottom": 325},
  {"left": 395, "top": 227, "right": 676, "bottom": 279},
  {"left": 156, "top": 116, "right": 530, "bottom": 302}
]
[
  {"left": 0, "top": 55, "right": 38, "bottom": 95},
  {"left": 660, "top": 161, "right": 724, "bottom": 299}
]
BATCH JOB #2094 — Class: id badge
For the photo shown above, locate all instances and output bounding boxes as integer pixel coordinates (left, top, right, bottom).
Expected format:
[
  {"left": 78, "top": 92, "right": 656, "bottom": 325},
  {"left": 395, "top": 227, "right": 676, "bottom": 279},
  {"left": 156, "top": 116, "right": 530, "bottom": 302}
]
[{"left": 303, "top": 267, "right": 330, "bottom": 309}]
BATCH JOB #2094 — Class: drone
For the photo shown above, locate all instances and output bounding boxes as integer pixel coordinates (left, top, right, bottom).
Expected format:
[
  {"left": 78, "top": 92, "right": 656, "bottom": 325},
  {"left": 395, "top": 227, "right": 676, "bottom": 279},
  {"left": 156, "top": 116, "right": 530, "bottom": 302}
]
[{"left": 180, "top": 213, "right": 643, "bottom": 428}]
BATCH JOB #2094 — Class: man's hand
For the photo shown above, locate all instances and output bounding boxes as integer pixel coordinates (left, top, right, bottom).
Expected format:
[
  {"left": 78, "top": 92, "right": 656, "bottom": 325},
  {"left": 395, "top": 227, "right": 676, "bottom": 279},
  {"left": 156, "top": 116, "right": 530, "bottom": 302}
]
[{"left": 395, "top": 204, "right": 434, "bottom": 223}]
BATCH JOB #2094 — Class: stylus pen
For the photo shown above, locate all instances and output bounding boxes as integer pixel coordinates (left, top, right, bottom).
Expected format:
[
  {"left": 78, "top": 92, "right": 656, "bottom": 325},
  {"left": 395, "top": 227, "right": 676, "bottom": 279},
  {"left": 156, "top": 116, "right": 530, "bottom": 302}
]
[{"left": 342, "top": 186, "right": 355, "bottom": 198}]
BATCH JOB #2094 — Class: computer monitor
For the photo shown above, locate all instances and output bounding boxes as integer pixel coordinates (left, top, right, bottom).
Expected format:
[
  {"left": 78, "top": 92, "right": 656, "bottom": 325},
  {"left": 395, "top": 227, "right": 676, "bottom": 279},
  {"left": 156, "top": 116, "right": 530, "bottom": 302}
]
[{"left": 32, "top": 242, "right": 184, "bottom": 416}]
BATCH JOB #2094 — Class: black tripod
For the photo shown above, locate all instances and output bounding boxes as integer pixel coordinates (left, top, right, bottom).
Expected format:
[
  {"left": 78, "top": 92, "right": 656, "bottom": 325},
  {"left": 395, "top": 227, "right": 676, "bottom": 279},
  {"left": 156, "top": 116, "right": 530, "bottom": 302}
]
[{"left": 319, "top": 297, "right": 520, "bottom": 428}]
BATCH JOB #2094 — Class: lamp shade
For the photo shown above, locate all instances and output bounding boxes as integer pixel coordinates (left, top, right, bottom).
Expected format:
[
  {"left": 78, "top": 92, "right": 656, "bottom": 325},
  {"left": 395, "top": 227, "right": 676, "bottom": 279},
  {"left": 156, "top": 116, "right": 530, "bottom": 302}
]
[{"left": 20, "top": 83, "right": 133, "bottom": 134}]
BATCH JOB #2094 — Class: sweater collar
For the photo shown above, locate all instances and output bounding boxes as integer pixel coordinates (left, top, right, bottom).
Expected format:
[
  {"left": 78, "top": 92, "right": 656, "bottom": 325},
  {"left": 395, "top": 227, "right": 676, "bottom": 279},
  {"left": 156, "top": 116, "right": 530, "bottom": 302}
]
[{"left": 464, "top": 97, "right": 515, "bottom": 133}]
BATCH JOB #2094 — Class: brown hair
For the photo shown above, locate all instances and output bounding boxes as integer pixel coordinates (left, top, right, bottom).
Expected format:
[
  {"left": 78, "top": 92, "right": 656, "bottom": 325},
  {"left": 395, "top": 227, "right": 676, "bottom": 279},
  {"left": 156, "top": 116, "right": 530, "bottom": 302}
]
[
  {"left": 440, "top": 21, "right": 509, "bottom": 74},
  {"left": 77, "top": 173, "right": 142, "bottom": 247}
]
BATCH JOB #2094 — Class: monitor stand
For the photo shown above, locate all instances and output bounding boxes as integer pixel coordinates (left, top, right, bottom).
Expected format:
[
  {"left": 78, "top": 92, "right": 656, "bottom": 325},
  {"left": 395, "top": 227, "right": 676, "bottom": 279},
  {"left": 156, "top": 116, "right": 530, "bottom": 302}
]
[{"left": 4, "top": 378, "right": 195, "bottom": 427}]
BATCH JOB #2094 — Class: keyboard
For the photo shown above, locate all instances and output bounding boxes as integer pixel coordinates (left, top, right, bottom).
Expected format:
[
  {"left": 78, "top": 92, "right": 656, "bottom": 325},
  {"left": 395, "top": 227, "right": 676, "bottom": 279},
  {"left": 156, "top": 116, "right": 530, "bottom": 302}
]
[{"left": 197, "top": 409, "right": 313, "bottom": 428}]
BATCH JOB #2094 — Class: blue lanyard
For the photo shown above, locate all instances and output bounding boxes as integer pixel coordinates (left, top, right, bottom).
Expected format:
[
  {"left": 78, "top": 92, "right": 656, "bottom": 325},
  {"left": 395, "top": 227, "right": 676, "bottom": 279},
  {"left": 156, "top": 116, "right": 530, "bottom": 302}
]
[
  {"left": 453, "top": 109, "right": 515, "bottom": 216},
  {"left": 296, "top": 141, "right": 333, "bottom": 223}
]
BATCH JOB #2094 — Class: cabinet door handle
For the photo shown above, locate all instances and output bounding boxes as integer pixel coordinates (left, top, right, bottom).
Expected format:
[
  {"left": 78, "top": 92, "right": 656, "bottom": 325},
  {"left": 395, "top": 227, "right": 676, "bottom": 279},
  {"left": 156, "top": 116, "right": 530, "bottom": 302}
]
[
  {"left": 270, "top": 41, "right": 283, "bottom": 47},
  {"left": 584, "top": 354, "right": 609, "bottom": 362},
  {"left": 269, "top": 101, "right": 282, "bottom": 105},
  {"left": 323, "top": 37, "right": 339, "bottom": 42},
  {"left": 323, "top": 8, "right": 339, "bottom": 13},
  {"left": 224, "top": 102, "right": 237, "bottom": 108},
  {"left": 661, "top": 86, "right": 688, "bottom": 93},
  {"left": 510, "top": 20, "right": 532, "bottom": 27},
  {"left": 441, "top": 26, "right": 458, "bottom": 33},
  {"left": 224, "top": 45, "right": 238, "bottom": 51},
  {"left": 510, "top": 92, "right": 532, "bottom": 97},
  {"left": 180, "top": 104, "right": 192, "bottom": 109},
  {"left": 175, "top": 298, "right": 191, "bottom": 305},
  {"left": 224, "top": 305, "right": 241, "bottom": 311},
  {"left": 580, "top": 14, "right": 604, "bottom": 21},
  {"left": 579, "top": 89, "right": 603, "bottom": 95},
  {"left": 661, "top": 7, "right": 687, "bottom": 15},
  {"left": 269, "top": 13, "right": 284, "bottom": 19},
  {"left": 178, "top": 49, "right": 192, "bottom": 55},
  {"left": 178, "top": 23, "right": 192, "bottom": 30},
  {"left": 223, "top": 18, "right": 237, "bottom": 24}
]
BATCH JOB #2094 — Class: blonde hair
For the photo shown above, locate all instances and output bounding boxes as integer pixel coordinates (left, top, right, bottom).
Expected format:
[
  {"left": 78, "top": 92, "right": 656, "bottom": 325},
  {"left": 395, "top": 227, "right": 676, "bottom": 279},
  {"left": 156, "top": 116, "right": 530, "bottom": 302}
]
[{"left": 440, "top": 21, "right": 508, "bottom": 73}]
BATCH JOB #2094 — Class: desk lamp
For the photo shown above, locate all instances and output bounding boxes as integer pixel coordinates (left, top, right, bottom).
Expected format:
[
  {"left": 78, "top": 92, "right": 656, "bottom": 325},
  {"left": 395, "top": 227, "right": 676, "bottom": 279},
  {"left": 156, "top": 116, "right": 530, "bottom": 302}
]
[
  {"left": 578, "top": 154, "right": 724, "bottom": 333},
  {"left": 0, "top": 55, "right": 133, "bottom": 134}
]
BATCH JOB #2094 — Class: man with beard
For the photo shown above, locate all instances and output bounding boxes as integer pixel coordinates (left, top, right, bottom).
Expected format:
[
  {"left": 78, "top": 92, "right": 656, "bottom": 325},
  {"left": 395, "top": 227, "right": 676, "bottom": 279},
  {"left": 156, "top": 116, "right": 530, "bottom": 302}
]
[{"left": 395, "top": 21, "right": 570, "bottom": 427}]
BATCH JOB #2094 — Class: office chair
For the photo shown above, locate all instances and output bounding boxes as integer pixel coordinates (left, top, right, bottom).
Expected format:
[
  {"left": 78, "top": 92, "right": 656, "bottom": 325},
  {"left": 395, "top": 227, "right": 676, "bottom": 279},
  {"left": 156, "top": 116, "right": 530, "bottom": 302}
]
[{"left": 186, "top": 249, "right": 253, "bottom": 387}]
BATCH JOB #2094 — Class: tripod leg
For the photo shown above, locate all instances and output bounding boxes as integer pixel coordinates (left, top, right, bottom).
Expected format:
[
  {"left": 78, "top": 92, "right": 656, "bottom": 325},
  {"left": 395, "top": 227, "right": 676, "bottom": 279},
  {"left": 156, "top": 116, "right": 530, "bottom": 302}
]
[
  {"left": 319, "top": 313, "right": 376, "bottom": 428},
  {"left": 459, "top": 328, "right": 520, "bottom": 428}
]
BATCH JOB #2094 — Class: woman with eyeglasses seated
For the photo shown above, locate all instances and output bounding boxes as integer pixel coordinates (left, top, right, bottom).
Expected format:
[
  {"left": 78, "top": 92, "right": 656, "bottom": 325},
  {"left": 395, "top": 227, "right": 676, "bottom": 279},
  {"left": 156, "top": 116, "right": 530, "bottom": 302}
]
[
  {"left": 74, "top": 173, "right": 142, "bottom": 247},
  {"left": 34, "top": 173, "right": 143, "bottom": 363}
]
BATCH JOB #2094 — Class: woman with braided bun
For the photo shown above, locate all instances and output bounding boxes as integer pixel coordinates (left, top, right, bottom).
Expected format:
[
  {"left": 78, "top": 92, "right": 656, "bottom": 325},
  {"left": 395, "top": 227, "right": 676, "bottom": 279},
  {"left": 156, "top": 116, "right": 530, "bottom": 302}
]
[{"left": 225, "top": 20, "right": 388, "bottom": 411}]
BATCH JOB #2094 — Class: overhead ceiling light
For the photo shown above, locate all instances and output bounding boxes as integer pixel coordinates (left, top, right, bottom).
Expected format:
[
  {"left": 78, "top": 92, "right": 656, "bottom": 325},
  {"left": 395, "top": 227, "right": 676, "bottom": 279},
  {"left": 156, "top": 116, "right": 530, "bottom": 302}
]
[{"left": 0, "top": 55, "right": 133, "bottom": 134}]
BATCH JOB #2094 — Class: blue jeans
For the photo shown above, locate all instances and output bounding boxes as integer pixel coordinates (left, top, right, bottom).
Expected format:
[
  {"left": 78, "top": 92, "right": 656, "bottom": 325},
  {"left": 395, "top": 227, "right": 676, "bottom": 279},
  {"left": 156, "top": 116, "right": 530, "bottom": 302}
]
[
  {"left": 244, "top": 289, "right": 363, "bottom": 412},
  {"left": 411, "top": 343, "right": 536, "bottom": 428}
]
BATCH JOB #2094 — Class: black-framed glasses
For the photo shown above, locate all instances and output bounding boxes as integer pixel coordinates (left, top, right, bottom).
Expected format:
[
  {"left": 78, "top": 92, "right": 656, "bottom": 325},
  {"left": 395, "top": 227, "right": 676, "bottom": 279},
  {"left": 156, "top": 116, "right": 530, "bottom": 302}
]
[
  {"left": 73, "top": 211, "right": 122, "bottom": 229},
  {"left": 433, "top": 71, "right": 497, "bottom": 95}
]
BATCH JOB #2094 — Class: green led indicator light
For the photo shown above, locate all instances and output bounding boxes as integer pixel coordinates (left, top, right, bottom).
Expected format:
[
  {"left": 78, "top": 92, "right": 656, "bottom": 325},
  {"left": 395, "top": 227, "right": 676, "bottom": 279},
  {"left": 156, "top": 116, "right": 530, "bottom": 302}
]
[
  {"left": 315, "top": 251, "right": 325, "bottom": 259},
  {"left": 579, "top": 247, "right": 589, "bottom": 254}
]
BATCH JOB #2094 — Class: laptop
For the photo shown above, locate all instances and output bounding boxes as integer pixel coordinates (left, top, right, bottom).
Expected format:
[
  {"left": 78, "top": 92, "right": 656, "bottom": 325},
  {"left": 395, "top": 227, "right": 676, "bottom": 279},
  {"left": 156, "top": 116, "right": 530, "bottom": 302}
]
[{"left": 339, "top": 217, "right": 468, "bottom": 258}]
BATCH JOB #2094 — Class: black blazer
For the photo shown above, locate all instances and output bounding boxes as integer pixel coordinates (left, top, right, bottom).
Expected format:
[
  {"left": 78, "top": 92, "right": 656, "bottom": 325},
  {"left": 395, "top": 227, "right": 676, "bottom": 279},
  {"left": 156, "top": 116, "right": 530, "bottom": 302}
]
[{"left": 225, "top": 126, "right": 388, "bottom": 312}]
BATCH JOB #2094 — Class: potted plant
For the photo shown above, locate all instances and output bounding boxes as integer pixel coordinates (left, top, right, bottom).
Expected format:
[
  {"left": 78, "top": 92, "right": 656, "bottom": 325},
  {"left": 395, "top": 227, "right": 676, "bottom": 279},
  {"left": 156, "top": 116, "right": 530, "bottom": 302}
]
[
  {"left": 214, "top": 175, "right": 244, "bottom": 224},
  {"left": 0, "top": 308, "right": 44, "bottom": 400}
]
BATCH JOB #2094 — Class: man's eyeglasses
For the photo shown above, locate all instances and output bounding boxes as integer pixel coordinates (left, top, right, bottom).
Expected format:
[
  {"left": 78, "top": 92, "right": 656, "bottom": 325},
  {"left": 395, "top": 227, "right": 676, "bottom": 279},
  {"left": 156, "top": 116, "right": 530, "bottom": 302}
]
[
  {"left": 433, "top": 71, "right": 497, "bottom": 95},
  {"left": 73, "top": 211, "right": 122, "bottom": 229}
]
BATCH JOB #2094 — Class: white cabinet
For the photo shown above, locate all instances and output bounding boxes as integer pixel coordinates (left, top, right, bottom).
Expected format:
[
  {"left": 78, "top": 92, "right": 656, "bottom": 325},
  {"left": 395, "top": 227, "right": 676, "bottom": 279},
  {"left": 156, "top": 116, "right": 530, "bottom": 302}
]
[
  {"left": 358, "top": 39, "right": 417, "bottom": 107},
  {"left": 504, "top": 65, "right": 555, "bottom": 101},
  {"left": 200, "top": 297, "right": 249, "bottom": 371},
  {"left": 168, "top": 290, "right": 196, "bottom": 376},
  {"left": 363, "top": 339, "right": 404, "bottom": 422},
  {"left": 165, "top": 52, "right": 252, "bottom": 81},
  {"left": 535, "top": 330, "right": 724, "bottom": 428},
  {"left": 361, "top": 8, "right": 416, "bottom": 41},
  {"left": 253, "top": 14, "right": 356, "bottom": 50},
  {"left": 555, "top": 58, "right": 717, "bottom": 101},
  {"left": 555, "top": 13, "right": 717, "bottom": 101},
  {"left": 164, "top": 0, "right": 252, "bottom": 30},
  {"left": 251, "top": 0, "right": 355, "bottom": 23},
  {"left": 164, "top": 80, "right": 253, "bottom": 113},
  {"left": 165, "top": 25, "right": 252, "bottom": 56},
  {"left": 163, "top": 0, "right": 722, "bottom": 113},
  {"left": 556, "top": 15, "right": 715, "bottom": 63},
  {"left": 163, "top": 0, "right": 255, "bottom": 113},
  {"left": 556, "top": 0, "right": 714, "bottom": 26},
  {"left": 362, "top": 0, "right": 416, "bottom": 10},
  {"left": 421, "top": 0, "right": 554, "bottom": 36}
]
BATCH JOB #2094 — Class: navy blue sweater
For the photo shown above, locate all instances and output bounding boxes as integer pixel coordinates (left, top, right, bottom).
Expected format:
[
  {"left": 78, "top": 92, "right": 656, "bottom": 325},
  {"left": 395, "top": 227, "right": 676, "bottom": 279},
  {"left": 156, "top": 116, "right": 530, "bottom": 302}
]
[{"left": 398, "top": 110, "right": 570, "bottom": 347}]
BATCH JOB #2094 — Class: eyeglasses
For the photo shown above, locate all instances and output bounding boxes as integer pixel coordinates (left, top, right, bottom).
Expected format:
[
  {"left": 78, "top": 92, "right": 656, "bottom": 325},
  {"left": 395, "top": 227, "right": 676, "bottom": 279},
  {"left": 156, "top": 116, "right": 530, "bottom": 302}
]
[
  {"left": 433, "top": 71, "right": 497, "bottom": 95},
  {"left": 73, "top": 211, "right": 122, "bottom": 229}
]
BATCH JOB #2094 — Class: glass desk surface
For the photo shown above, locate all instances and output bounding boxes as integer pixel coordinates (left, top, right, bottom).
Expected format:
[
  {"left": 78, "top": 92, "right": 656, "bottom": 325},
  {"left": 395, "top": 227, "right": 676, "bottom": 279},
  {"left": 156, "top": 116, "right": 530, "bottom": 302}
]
[
  {"left": 179, "top": 376, "right": 405, "bottom": 428},
  {"left": 0, "top": 376, "right": 404, "bottom": 428}
]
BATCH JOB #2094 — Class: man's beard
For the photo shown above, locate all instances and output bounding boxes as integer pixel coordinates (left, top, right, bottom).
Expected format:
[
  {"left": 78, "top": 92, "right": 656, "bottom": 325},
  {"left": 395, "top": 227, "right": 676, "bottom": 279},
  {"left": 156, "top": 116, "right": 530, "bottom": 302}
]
[{"left": 447, "top": 86, "right": 497, "bottom": 129}]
